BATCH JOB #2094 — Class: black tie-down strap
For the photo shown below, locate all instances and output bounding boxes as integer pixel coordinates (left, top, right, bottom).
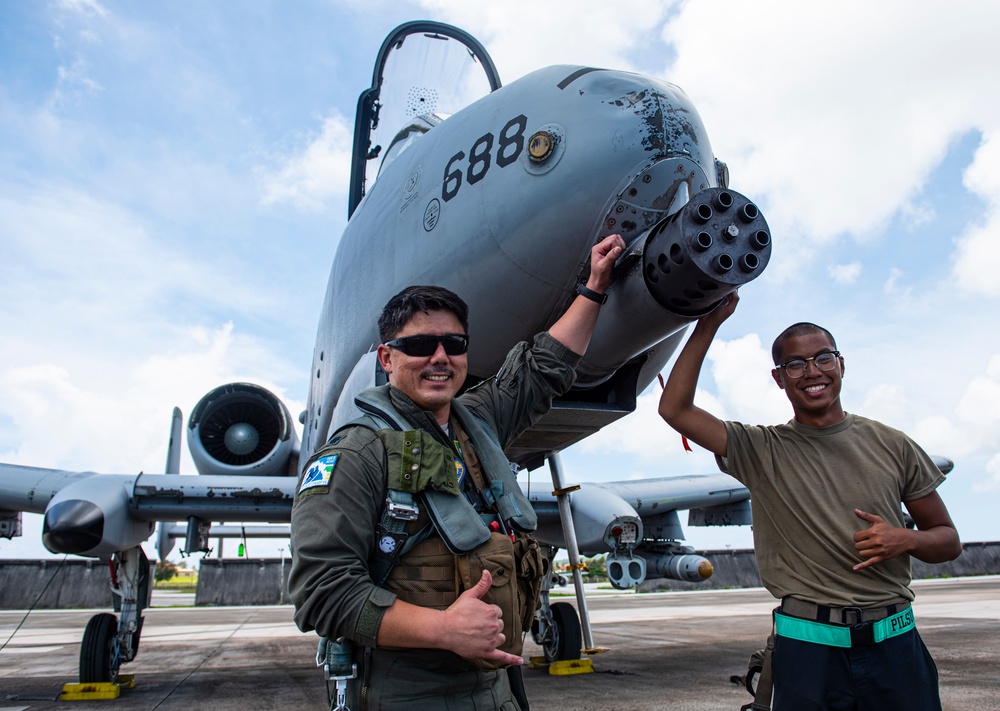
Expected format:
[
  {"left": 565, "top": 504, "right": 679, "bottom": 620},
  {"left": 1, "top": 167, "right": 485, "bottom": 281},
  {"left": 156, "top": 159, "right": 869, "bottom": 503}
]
[{"left": 739, "top": 609, "right": 776, "bottom": 711}]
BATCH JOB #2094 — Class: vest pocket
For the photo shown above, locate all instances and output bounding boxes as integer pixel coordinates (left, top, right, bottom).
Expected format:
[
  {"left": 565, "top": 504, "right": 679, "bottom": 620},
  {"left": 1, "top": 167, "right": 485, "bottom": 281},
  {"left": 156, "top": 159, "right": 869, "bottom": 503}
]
[
  {"left": 456, "top": 532, "right": 521, "bottom": 669},
  {"left": 512, "top": 533, "right": 545, "bottom": 632}
]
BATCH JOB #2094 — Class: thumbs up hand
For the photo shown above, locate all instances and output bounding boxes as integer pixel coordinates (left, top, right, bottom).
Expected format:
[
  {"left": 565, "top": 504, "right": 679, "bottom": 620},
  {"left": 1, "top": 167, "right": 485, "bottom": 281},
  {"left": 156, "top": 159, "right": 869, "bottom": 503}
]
[{"left": 442, "top": 570, "right": 523, "bottom": 666}]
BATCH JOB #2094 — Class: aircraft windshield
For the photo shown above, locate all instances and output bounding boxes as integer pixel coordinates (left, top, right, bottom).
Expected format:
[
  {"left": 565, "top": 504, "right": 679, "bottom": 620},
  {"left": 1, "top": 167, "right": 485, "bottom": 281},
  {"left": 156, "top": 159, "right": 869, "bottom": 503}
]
[
  {"left": 349, "top": 22, "right": 500, "bottom": 215},
  {"left": 378, "top": 113, "right": 444, "bottom": 177}
]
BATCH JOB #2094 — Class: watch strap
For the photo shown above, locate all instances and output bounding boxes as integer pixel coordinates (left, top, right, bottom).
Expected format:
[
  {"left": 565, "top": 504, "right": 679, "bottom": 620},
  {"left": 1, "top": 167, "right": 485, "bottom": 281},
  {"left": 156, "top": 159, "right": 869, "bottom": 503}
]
[{"left": 575, "top": 283, "right": 608, "bottom": 304}]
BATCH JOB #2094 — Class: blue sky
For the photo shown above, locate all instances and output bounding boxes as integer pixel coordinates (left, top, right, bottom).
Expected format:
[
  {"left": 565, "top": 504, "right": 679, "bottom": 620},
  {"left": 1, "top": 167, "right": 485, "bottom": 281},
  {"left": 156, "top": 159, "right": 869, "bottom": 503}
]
[{"left": 2, "top": 0, "right": 999, "bottom": 561}]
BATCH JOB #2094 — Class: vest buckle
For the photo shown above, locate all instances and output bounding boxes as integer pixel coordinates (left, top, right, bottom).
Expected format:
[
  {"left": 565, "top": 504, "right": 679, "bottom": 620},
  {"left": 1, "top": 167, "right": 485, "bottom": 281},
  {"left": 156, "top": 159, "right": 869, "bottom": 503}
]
[{"left": 385, "top": 492, "right": 419, "bottom": 521}]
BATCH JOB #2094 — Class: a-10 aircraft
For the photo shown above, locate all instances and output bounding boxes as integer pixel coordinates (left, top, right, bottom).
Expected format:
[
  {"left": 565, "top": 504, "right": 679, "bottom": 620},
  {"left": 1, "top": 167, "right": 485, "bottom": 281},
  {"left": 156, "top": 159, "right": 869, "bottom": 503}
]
[{"left": 0, "top": 19, "right": 883, "bottom": 684}]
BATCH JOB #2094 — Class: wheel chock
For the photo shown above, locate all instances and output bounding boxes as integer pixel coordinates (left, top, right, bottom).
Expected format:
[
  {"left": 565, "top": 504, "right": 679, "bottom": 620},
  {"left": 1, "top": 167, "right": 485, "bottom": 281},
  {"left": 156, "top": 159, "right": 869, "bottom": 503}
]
[
  {"left": 61, "top": 683, "right": 120, "bottom": 701},
  {"left": 548, "top": 658, "right": 594, "bottom": 676},
  {"left": 528, "top": 655, "right": 550, "bottom": 670},
  {"left": 61, "top": 675, "right": 135, "bottom": 701}
]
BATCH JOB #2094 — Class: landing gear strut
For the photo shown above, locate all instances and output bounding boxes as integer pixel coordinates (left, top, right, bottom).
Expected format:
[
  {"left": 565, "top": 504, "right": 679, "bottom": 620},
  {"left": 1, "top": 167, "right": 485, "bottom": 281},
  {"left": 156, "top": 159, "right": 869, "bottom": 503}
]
[{"left": 79, "top": 546, "right": 149, "bottom": 683}]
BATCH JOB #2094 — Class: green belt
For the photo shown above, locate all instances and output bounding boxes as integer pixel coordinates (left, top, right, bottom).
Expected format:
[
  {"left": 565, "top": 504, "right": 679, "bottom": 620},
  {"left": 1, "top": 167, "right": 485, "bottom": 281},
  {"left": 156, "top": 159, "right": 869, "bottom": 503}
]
[{"left": 774, "top": 607, "right": 915, "bottom": 648}]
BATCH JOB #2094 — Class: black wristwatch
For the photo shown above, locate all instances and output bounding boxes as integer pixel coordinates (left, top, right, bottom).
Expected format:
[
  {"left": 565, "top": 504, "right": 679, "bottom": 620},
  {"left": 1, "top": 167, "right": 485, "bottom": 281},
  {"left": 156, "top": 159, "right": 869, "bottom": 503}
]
[{"left": 576, "top": 283, "right": 608, "bottom": 304}]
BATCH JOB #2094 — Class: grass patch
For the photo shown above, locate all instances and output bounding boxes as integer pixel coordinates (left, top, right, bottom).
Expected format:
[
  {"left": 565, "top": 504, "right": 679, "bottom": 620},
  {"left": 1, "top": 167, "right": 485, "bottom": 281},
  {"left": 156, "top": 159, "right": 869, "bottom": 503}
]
[{"left": 154, "top": 578, "right": 198, "bottom": 590}]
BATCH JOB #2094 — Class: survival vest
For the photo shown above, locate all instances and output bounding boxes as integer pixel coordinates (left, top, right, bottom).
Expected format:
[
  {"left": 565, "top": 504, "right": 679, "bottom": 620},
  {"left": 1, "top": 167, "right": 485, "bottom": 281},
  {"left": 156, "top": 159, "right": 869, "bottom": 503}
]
[{"left": 333, "top": 385, "right": 545, "bottom": 669}]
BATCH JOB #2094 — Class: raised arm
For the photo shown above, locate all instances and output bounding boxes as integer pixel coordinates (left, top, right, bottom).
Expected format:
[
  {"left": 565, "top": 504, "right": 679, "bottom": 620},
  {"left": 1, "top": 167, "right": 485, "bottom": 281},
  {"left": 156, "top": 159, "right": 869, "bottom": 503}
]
[
  {"left": 547, "top": 233, "right": 625, "bottom": 355},
  {"left": 658, "top": 292, "right": 739, "bottom": 457}
]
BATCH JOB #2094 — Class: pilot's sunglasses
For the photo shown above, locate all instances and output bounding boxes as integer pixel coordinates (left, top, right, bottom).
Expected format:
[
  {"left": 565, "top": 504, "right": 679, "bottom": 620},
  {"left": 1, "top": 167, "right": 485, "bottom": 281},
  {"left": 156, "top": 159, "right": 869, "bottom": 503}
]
[{"left": 384, "top": 334, "right": 469, "bottom": 357}]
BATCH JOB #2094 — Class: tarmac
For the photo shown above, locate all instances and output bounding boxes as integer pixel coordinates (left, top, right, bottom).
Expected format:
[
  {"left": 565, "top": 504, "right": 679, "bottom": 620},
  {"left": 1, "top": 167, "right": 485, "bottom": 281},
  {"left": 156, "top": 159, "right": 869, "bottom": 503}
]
[{"left": 1, "top": 576, "right": 998, "bottom": 710}]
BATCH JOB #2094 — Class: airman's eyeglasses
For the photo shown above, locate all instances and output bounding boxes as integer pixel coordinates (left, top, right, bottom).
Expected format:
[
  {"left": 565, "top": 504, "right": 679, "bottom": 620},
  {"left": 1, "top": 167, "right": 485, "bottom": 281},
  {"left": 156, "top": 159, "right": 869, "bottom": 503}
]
[
  {"left": 775, "top": 351, "right": 840, "bottom": 379},
  {"left": 384, "top": 334, "right": 469, "bottom": 357}
]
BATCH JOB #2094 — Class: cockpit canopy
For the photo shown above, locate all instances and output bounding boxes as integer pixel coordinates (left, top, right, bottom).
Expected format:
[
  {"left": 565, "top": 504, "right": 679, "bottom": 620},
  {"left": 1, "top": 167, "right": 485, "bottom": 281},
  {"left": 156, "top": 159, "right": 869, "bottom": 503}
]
[{"left": 348, "top": 21, "right": 501, "bottom": 217}]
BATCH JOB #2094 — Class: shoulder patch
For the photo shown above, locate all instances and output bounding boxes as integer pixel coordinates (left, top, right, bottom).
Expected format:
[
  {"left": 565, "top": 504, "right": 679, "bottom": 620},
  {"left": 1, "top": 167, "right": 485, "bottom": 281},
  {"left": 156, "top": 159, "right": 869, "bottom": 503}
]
[{"left": 299, "top": 454, "right": 338, "bottom": 495}]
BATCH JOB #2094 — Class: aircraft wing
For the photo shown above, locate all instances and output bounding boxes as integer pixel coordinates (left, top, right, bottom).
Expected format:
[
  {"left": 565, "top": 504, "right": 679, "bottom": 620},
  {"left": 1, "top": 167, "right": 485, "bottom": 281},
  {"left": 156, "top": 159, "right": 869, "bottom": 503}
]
[
  {"left": 0, "top": 464, "right": 92, "bottom": 515},
  {"left": 2, "top": 456, "right": 739, "bottom": 570},
  {"left": 0, "top": 463, "right": 295, "bottom": 558}
]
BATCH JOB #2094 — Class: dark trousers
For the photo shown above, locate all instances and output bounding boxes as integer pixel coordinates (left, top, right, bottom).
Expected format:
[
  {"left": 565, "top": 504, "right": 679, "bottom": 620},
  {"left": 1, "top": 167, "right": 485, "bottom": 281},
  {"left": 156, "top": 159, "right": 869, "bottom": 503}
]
[
  {"left": 772, "top": 627, "right": 941, "bottom": 710},
  {"left": 352, "top": 647, "right": 521, "bottom": 711}
]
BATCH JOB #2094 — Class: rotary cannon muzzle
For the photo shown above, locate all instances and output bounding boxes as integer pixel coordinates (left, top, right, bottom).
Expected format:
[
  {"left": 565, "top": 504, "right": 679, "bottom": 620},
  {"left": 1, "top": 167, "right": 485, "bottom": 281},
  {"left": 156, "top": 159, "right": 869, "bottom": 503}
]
[{"left": 642, "top": 187, "right": 770, "bottom": 316}]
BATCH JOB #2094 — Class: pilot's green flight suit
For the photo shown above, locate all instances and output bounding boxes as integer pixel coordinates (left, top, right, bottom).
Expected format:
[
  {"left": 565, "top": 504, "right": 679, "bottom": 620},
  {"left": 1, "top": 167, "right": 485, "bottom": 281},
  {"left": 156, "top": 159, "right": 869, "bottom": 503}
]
[{"left": 289, "top": 332, "right": 579, "bottom": 710}]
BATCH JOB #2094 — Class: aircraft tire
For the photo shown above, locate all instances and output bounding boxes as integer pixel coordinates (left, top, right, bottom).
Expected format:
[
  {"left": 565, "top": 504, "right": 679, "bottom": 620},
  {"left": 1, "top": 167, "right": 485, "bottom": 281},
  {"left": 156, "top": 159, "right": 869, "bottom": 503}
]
[
  {"left": 544, "top": 602, "right": 582, "bottom": 662},
  {"left": 79, "top": 612, "right": 120, "bottom": 683}
]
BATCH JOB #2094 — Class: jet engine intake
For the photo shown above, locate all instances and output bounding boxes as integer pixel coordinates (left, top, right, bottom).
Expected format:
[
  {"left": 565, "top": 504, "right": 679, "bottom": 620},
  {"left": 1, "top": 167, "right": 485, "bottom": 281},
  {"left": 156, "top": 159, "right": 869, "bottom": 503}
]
[{"left": 188, "top": 383, "right": 300, "bottom": 477}]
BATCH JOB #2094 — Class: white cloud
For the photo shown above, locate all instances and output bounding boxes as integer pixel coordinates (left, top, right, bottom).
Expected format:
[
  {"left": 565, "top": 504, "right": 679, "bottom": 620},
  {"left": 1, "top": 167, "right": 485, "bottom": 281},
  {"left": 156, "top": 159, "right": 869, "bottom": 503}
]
[
  {"left": 56, "top": 57, "right": 103, "bottom": 94},
  {"left": 952, "top": 131, "right": 1000, "bottom": 296},
  {"left": 882, "top": 267, "right": 912, "bottom": 298},
  {"left": 659, "top": 0, "right": 1000, "bottom": 273},
  {"left": 710, "top": 334, "right": 790, "bottom": 425},
  {"left": 56, "top": 0, "right": 109, "bottom": 18},
  {"left": 0, "top": 185, "right": 274, "bottom": 360},
  {"left": 829, "top": 262, "right": 862, "bottom": 285},
  {"left": 909, "top": 415, "right": 964, "bottom": 460},
  {"left": 578, "top": 333, "right": 790, "bottom": 468},
  {"left": 974, "top": 454, "right": 1000, "bottom": 493},
  {"left": 909, "top": 354, "right": 1000, "bottom": 465},
  {"left": 0, "top": 323, "right": 303, "bottom": 475},
  {"left": 414, "top": 0, "right": 671, "bottom": 81},
  {"left": 860, "top": 383, "right": 910, "bottom": 429},
  {"left": 898, "top": 200, "right": 936, "bottom": 230},
  {"left": 579, "top": 387, "right": 725, "bottom": 466},
  {"left": 259, "top": 112, "right": 353, "bottom": 210}
]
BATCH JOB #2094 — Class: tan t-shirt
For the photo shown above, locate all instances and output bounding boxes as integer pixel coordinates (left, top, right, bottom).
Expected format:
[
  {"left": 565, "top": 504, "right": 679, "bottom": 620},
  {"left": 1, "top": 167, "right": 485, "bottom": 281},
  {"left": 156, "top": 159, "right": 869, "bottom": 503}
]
[{"left": 717, "top": 414, "right": 944, "bottom": 607}]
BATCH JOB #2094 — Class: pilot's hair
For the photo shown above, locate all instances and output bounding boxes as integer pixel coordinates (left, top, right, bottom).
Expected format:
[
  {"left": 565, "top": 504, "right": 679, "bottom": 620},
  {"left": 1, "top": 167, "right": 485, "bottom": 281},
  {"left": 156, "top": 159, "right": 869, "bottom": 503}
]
[
  {"left": 378, "top": 285, "right": 470, "bottom": 343},
  {"left": 771, "top": 322, "right": 837, "bottom": 364}
]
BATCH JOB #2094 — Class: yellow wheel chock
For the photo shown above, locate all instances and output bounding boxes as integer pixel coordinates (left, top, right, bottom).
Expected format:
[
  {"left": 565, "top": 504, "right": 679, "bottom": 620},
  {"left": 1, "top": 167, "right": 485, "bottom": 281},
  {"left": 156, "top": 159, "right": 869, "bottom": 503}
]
[{"left": 61, "top": 674, "right": 135, "bottom": 701}]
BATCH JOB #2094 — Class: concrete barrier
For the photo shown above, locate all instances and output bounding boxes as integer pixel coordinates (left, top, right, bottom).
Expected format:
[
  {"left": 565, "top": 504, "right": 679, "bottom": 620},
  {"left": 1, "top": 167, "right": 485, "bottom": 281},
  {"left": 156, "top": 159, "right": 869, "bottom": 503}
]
[
  {"left": 4, "top": 541, "right": 1000, "bottom": 608},
  {"left": 640, "top": 549, "right": 762, "bottom": 593},
  {"left": 912, "top": 540, "right": 1000, "bottom": 579},
  {"left": 195, "top": 558, "right": 291, "bottom": 606},
  {"left": 642, "top": 541, "right": 1000, "bottom": 593},
  {"left": 0, "top": 559, "right": 122, "bottom": 609}
]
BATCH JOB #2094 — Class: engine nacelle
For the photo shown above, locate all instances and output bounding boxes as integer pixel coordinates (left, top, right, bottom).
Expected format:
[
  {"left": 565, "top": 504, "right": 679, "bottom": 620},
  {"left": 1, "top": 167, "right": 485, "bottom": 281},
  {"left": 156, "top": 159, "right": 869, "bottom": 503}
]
[
  {"left": 529, "top": 483, "right": 643, "bottom": 555},
  {"left": 188, "top": 383, "right": 299, "bottom": 477}
]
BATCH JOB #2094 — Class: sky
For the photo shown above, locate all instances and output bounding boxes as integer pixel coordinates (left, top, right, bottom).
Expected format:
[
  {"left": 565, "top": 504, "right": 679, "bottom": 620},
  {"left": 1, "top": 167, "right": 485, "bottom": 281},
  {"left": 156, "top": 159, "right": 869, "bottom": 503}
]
[{"left": 1, "top": 0, "right": 999, "bottom": 563}]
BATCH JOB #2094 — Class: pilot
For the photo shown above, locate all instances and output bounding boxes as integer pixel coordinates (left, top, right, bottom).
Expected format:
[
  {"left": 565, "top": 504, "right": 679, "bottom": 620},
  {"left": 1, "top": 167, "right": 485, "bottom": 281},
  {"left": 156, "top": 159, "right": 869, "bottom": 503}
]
[
  {"left": 658, "top": 291, "right": 961, "bottom": 711},
  {"left": 289, "top": 234, "right": 625, "bottom": 710}
]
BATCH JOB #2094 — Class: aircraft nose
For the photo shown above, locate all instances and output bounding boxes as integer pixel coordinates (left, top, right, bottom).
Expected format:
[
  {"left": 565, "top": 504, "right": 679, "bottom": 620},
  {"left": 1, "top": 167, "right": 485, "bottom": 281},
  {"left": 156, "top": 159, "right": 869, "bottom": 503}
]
[{"left": 43, "top": 499, "right": 104, "bottom": 554}]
